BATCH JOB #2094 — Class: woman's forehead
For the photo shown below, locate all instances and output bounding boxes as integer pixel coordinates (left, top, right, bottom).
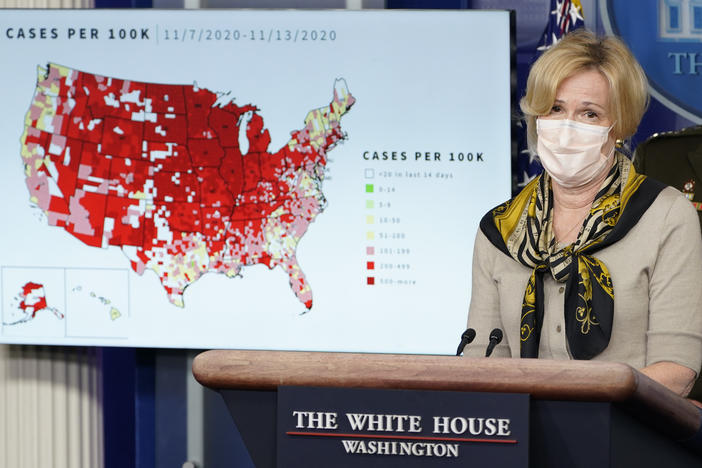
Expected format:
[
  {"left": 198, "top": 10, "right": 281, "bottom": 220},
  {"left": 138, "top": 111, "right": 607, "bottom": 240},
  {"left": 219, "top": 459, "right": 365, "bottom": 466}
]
[{"left": 554, "top": 69, "right": 610, "bottom": 106}]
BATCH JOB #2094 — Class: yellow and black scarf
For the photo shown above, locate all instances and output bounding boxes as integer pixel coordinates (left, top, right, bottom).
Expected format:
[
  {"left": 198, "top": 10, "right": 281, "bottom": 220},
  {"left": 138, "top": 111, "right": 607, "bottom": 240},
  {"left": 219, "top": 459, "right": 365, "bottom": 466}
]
[{"left": 479, "top": 153, "right": 665, "bottom": 359}]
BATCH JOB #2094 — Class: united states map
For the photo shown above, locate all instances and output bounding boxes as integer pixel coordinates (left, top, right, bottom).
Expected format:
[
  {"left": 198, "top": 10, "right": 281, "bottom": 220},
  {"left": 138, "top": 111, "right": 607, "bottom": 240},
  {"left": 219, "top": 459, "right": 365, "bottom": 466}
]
[{"left": 20, "top": 63, "right": 355, "bottom": 309}]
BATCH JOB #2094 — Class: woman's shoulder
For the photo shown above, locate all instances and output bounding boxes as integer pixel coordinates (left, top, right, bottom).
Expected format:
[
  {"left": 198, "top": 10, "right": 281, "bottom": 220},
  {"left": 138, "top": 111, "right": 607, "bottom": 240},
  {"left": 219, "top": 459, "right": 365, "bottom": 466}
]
[
  {"left": 637, "top": 185, "right": 702, "bottom": 243},
  {"left": 649, "top": 185, "right": 699, "bottom": 220}
]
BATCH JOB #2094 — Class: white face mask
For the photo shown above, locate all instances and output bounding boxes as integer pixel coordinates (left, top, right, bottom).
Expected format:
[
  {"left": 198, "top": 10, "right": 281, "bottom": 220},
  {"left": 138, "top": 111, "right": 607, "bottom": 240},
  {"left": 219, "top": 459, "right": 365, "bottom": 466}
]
[{"left": 536, "top": 118, "right": 615, "bottom": 189}]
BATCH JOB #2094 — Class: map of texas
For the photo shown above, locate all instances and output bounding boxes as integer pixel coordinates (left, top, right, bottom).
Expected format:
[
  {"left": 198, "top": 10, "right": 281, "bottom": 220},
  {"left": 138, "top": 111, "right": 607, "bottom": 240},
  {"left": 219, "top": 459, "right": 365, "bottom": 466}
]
[{"left": 20, "top": 63, "right": 355, "bottom": 308}]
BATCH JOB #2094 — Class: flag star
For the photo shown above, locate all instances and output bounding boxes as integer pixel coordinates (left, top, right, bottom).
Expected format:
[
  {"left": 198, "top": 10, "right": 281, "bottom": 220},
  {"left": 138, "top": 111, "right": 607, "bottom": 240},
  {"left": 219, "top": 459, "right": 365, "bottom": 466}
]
[{"left": 516, "top": 170, "right": 535, "bottom": 188}]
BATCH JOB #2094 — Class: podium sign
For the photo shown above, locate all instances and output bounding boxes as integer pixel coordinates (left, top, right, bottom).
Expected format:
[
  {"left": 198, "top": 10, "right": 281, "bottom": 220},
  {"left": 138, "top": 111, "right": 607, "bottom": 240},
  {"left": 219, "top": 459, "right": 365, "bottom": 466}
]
[{"left": 276, "top": 386, "right": 529, "bottom": 467}]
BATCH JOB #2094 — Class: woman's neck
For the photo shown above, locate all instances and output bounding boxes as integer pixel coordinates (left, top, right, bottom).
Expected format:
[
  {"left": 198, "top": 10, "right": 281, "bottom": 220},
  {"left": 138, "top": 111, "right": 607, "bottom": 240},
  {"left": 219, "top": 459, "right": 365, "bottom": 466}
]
[
  {"left": 552, "top": 155, "right": 615, "bottom": 208},
  {"left": 552, "top": 176, "right": 603, "bottom": 211},
  {"left": 551, "top": 161, "right": 613, "bottom": 243}
]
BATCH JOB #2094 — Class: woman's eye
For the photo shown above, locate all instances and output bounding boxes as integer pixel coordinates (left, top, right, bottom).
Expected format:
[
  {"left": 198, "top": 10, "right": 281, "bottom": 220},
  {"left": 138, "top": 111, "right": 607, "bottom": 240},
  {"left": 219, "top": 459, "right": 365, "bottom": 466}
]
[
  {"left": 584, "top": 111, "right": 598, "bottom": 119},
  {"left": 549, "top": 105, "right": 562, "bottom": 114}
]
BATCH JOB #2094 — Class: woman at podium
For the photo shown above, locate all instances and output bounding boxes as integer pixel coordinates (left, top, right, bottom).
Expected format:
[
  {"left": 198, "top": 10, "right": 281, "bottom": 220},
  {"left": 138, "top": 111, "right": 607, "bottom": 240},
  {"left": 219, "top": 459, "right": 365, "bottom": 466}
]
[{"left": 466, "top": 30, "right": 702, "bottom": 397}]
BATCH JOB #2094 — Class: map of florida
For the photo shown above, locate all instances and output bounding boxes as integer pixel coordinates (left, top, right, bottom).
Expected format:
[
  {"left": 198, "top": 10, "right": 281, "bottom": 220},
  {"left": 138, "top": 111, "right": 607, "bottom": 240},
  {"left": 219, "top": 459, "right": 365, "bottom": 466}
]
[{"left": 20, "top": 63, "right": 355, "bottom": 308}]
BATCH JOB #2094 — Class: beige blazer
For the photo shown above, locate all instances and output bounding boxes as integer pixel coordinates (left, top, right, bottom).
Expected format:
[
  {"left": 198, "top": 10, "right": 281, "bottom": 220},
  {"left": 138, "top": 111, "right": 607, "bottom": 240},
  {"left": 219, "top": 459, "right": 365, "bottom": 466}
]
[{"left": 466, "top": 187, "right": 702, "bottom": 374}]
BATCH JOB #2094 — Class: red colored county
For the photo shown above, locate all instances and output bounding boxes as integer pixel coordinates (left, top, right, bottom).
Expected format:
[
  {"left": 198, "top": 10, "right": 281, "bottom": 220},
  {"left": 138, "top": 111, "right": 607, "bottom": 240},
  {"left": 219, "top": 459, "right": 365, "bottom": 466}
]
[
  {"left": 20, "top": 63, "right": 355, "bottom": 308},
  {"left": 3, "top": 282, "right": 65, "bottom": 325}
]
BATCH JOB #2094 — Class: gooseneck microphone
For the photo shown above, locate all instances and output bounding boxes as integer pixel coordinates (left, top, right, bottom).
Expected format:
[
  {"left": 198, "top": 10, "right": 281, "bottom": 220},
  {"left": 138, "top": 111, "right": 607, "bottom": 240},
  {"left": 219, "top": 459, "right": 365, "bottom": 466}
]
[
  {"left": 485, "top": 328, "right": 503, "bottom": 357},
  {"left": 455, "top": 328, "right": 476, "bottom": 356}
]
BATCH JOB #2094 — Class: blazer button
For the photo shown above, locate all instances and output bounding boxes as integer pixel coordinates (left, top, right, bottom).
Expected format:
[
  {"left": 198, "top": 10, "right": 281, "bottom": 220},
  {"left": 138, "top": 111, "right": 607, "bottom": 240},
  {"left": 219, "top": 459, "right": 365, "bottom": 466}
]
[
  {"left": 558, "top": 287, "right": 565, "bottom": 293},
  {"left": 556, "top": 324, "right": 562, "bottom": 333}
]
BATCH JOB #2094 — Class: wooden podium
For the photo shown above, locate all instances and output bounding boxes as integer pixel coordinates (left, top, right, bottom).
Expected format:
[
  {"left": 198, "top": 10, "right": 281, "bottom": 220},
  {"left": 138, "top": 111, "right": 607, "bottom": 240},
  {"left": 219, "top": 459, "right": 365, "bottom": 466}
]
[{"left": 193, "top": 350, "right": 702, "bottom": 467}]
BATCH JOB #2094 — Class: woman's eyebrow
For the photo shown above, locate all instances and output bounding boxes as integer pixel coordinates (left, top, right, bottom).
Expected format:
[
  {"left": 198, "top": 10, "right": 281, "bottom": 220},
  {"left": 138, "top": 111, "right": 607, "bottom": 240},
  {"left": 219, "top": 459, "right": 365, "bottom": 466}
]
[
  {"left": 581, "top": 101, "right": 606, "bottom": 110},
  {"left": 552, "top": 98, "right": 606, "bottom": 111}
]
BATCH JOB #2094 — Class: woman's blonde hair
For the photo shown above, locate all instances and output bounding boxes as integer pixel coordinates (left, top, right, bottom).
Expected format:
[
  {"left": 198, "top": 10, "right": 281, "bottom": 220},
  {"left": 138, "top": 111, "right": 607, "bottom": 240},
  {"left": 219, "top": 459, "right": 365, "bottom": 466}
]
[{"left": 520, "top": 29, "right": 649, "bottom": 152}]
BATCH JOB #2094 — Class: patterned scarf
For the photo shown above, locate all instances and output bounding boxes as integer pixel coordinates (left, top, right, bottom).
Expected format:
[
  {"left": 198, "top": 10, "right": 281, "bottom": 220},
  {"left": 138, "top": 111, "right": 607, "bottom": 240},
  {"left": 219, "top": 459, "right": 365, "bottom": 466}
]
[{"left": 480, "top": 153, "right": 665, "bottom": 359}]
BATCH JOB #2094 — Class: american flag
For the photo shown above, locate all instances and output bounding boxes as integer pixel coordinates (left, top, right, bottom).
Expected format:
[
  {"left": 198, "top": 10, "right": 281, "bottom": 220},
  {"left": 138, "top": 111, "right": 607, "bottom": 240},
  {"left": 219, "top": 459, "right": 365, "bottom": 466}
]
[
  {"left": 538, "top": 0, "right": 585, "bottom": 51},
  {"left": 515, "top": 0, "right": 585, "bottom": 192}
]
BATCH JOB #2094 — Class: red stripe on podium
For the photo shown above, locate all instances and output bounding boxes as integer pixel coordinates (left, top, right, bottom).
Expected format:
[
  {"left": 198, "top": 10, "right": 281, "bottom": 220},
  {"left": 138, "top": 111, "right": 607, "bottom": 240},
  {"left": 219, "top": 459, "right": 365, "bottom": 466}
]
[{"left": 285, "top": 431, "right": 518, "bottom": 444}]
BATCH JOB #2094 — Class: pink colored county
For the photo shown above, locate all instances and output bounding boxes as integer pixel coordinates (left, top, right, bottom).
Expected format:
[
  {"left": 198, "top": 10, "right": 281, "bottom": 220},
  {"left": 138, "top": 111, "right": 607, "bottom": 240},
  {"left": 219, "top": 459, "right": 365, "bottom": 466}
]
[{"left": 19, "top": 63, "right": 355, "bottom": 309}]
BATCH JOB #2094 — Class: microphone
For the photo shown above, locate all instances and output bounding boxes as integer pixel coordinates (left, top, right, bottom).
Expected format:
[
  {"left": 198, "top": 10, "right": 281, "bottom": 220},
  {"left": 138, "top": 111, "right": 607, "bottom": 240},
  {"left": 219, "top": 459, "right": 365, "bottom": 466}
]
[
  {"left": 455, "top": 328, "right": 476, "bottom": 356},
  {"left": 485, "top": 328, "right": 503, "bottom": 357}
]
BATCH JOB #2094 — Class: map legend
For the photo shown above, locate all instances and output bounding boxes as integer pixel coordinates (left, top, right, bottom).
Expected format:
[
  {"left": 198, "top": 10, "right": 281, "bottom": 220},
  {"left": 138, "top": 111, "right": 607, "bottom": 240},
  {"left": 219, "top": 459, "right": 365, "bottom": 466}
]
[
  {"left": 360, "top": 170, "right": 425, "bottom": 289},
  {"left": 365, "top": 179, "right": 375, "bottom": 287}
]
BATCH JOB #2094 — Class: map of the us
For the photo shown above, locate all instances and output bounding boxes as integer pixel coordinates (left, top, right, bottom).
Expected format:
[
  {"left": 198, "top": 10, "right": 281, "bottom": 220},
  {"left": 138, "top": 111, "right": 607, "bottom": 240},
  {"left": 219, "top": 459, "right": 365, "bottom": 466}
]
[{"left": 19, "top": 63, "right": 355, "bottom": 309}]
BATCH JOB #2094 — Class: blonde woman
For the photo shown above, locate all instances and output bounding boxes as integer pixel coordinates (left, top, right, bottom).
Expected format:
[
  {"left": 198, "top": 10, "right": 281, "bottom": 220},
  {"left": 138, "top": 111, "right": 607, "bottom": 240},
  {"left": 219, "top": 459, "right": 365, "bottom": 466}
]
[{"left": 466, "top": 30, "right": 702, "bottom": 397}]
